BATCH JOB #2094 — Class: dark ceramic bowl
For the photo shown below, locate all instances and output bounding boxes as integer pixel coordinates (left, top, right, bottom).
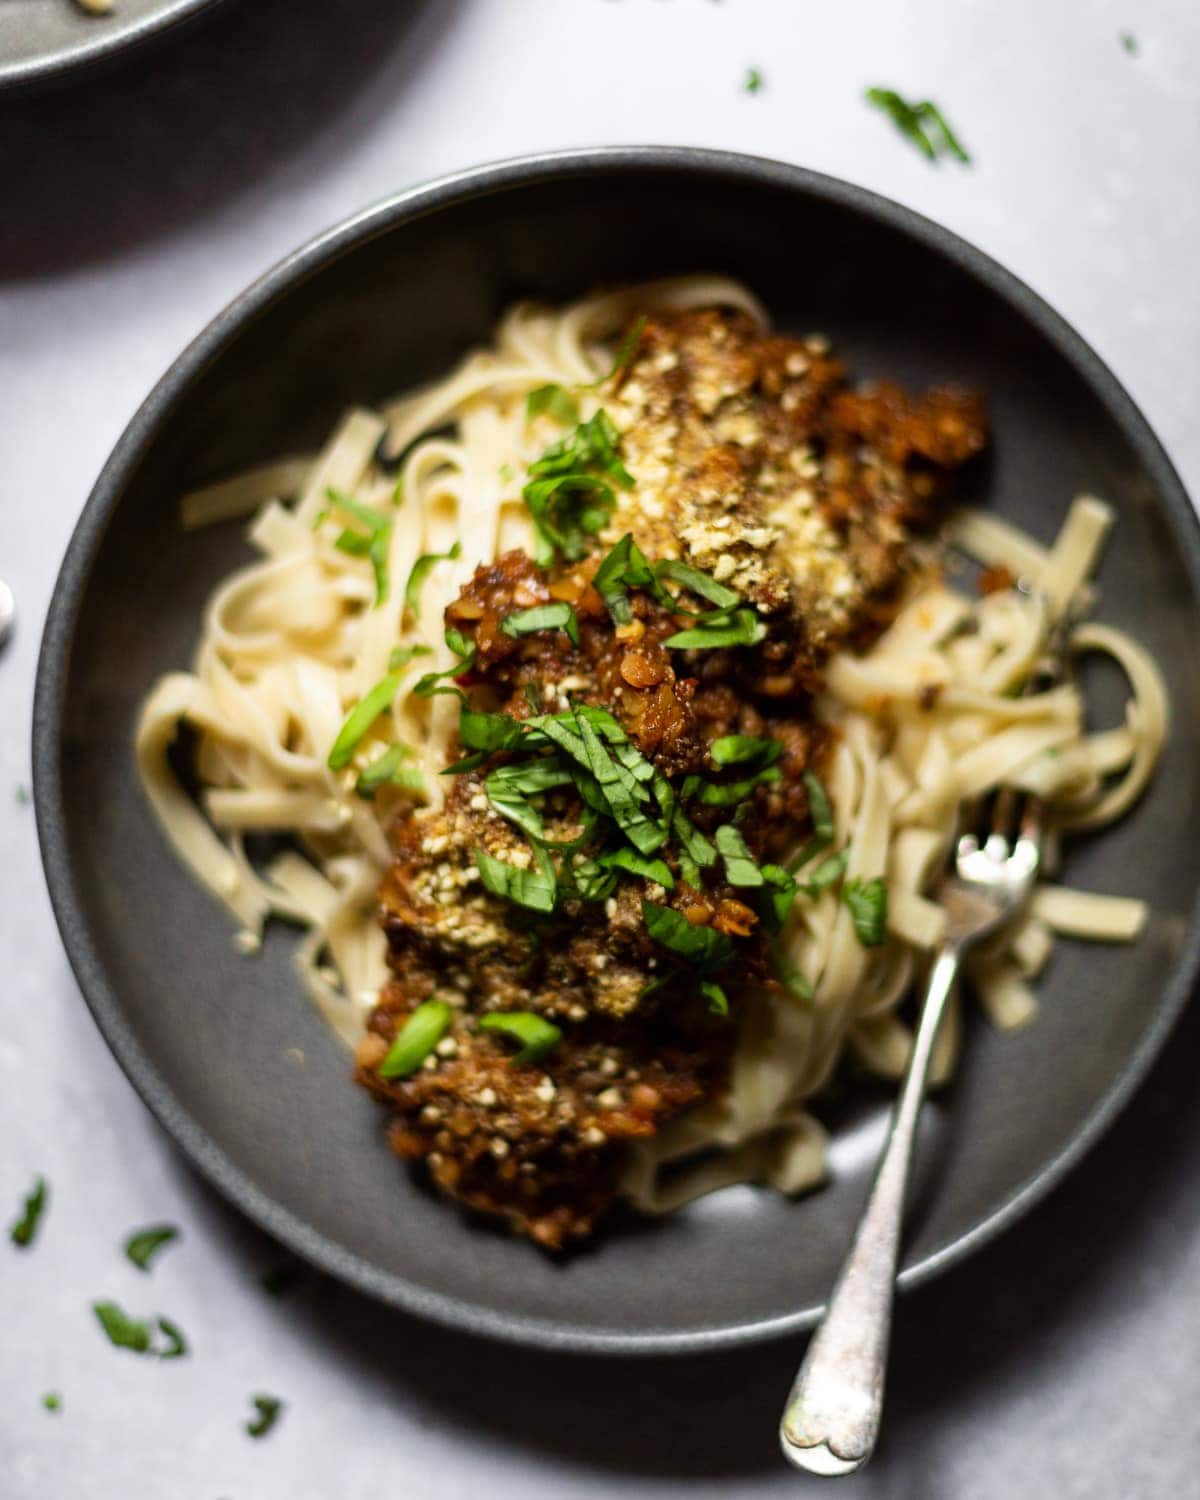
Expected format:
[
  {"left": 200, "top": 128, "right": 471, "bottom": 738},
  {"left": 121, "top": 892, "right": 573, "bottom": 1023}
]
[
  {"left": 0, "top": 0, "right": 218, "bottom": 90},
  {"left": 33, "top": 148, "right": 1200, "bottom": 1354}
]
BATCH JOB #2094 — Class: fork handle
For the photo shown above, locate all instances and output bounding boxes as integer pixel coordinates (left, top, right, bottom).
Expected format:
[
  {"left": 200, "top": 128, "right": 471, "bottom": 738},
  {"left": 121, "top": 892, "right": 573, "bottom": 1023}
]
[{"left": 779, "top": 945, "right": 962, "bottom": 1475}]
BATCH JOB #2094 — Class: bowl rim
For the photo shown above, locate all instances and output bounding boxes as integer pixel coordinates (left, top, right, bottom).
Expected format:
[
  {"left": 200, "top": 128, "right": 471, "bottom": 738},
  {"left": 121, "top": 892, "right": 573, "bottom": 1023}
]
[
  {"left": 0, "top": 0, "right": 221, "bottom": 91},
  {"left": 32, "top": 145, "right": 1200, "bottom": 1356}
]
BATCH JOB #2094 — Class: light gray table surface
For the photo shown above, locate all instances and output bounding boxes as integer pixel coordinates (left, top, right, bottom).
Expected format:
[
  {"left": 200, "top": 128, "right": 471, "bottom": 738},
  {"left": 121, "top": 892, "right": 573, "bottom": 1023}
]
[{"left": 3, "top": 2, "right": 1200, "bottom": 1495}]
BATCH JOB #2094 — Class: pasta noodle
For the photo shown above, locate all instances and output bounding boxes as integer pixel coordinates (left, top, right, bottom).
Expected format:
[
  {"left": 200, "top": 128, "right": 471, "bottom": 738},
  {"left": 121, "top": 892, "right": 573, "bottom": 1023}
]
[{"left": 136, "top": 277, "right": 1169, "bottom": 1218}]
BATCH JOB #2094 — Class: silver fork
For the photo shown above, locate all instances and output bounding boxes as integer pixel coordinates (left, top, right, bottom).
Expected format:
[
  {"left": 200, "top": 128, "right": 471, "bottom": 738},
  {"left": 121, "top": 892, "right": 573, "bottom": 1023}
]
[{"left": 778, "top": 785, "right": 1043, "bottom": 1476}]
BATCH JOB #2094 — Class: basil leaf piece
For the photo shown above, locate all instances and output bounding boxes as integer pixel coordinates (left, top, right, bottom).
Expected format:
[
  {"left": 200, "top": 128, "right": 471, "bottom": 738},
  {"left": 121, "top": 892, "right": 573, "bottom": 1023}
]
[
  {"left": 500, "top": 602, "right": 580, "bottom": 647},
  {"left": 246, "top": 1394, "right": 284, "bottom": 1439},
  {"left": 771, "top": 942, "right": 814, "bottom": 1001},
  {"left": 642, "top": 901, "right": 734, "bottom": 967},
  {"left": 326, "top": 488, "right": 392, "bottom": 606},
  {"left": 844, "top": 877, "right": 889, "bottom": 947},
  {"left": 758, "top": 864, "right": 798, "bottom": 931},
  {"left": 600, "top": 848, "right": 675, "bottom": 889},
  {"left": 9, "top": 1175, "right": 47, "bottom": 1248},
  {"left": 710, "top": 735, "right": 783, "bottom": 768},
  {"left": 654, "top": 559, "right": 741, "bottom": 609},
  {"left": 700, "top": 978, "right": 730, "bottom": 1015},
  {"left": 474, "top": 844, "right": 558, "bottom": 913},
  {"left": 388, "top": 644, "right": 433, "bottom": 672},
  {"left": 156, "top": 1318, "right": 188, "bottom": 1360},
  {"left": 663, "top": 607, "right": 767, "bottom": 651},
  {"left": 744, "top": 66, "right": 763, "bottom": 94},
  {"left": 404, "top": 541, "right": 462, "bottom": 620},
  {"left": 459, "top": 710, "right": 525, "bottom": 754},
  {"left": 412, "top": 632, "right": 476, "bottom": 698},
  {"left": 327, "top": 674, "right": 400, "bottom": 770},
  {"left": 378, "top": 1000, "right": 453, "bottom": 1079},
  {"left": 92, "top": 1301, "right": 182, "bottom": 1359},
  {"left": 568, "top": 858, "right": 618, "bottom": 902},
  {"left": 802, "top": 848, "right": 849, "bottom": 897},
  {"left": 479, "top": 1011, "right": 562, "bottom": 1065},
  {"left": 123, "top": 1225, "right": 179, "bottom": 1273},
  {"left": 686, "top": 766, "right": 782, "bottom": 807},
  {"left": 672, "top": 807, "right": 717, "bottom": 872},
  {"left": 355, "top": 744, "right": 423, "bottom": 799},
  {"left": 804, "top": 769, "right": 835, "bottom": 842},
  {"left": 325, "top": 488, "right": 389, "bottom": 535},
  {"left": 584, "top": 314, "right": 647, "bottom": 388},
  {"left": 715, "top": 824, "right": 764, "bottom": 887},
  {"left": 526, "top": 384, "right": 580, "bottom": 427},
  {"left": 442, "top": 751, "right": 487, "bottom": 775},
  {"left": 865, "top": 88, "right": 971, "bottom": 165},
  {"left": 42, "top": 1393, "right": 61, "bottom": 1413},
  {"left": 592, "top": 532, "right": 672, "bottom": 623}
]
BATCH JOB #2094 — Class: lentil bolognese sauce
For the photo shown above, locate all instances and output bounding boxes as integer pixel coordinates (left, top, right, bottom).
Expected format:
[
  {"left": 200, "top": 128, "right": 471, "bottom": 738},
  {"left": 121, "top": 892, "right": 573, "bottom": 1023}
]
[
  {"left": 139, "top": 276, "right": 1165, "bottom": 1253},
  {"left": 354, "top": 309, "right": 986, "bottom": 1248}
]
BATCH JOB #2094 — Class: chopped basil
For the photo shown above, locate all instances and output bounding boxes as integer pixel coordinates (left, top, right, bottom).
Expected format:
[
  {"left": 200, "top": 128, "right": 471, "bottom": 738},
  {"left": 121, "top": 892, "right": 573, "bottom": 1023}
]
[
  {"left": 246, "top": 1394, "right": 283, "bottom": 1439},
  {"left": 526, "top": 384, "right": 580, "bottom": 427},
  {"left": 354, "top": 744, "right": 424, "bottom": 799},
  {"left": 804, "top": 770, "right": 835, "bottom": 842},
  {"left": 92, "top": 1302, "right": 186, "bottom": 1360},
  {"left": 567, "top": 857, "right": 619, "bottom": 903},
  {"left": 156, "top": 1318, "right": 188, "bottom": 1360},
  {"left": 9, "top": 1175, "right": 47, "bottom": 1248},
  {"left": 700, "top": 978, "right": 730, "bottom": 1015},
  {"left": 585, "top": 314, "right": 647, "bottom": 388},
  {"left": 404, "top": 541, "right": 462, "bottom": 620},
  {"left": 123, "top": 1225, "right": 178, "bottom": 1273},
  {"left": 642, "top": 901, "right": 733, "bottom": 967},
  {"left": 710, "top": 735, "right": 783, "bottom": 768},
  {"left": 865, "top": 88, "right": 970, "bottom": 164},
  {"left": 715, "top": 824, "right": 764, "bottom": 887},
  {"left": 758, "top": 864, "right": 798, "bottom": 931},
  {"left": 802, "top": 848, "right": 849, "bottom": 896},
  {"left": 744, "top": 66, "right": 764, "bottom": 94},
  {"left": 600, "top": 848, "right": 675, "bottom": 889},
  {"left": 388, "top": 644, "right": 433, "bottom": 672},
  {"left": 1120, "top": 31, "right": 1137, "bottom": 54},
  {"left": 664, "top": 606, "right": 767, "bottom": 651},
  {"left": 327, "top": 674, "right": 401, "bottom": 770},
  {"left": 479, "top": 1011, "right": 562, "bottom": 1065},
  {"left": 844, "top": 877, "right": 889, "bottom": 947},
  {"left": 441, "top": 751, "right": 487, "bottom": 775},
  {"left": 42, "top": 1393, "right": 61, "bottom": 1413},
  {"left": 412, "top": 630, "right": 476, "bottom": 698},
  {"left": 326, "top": 488, "right": 391, "bottom": 606},
  {"left": 475, "top": 844, "right": 558, "bottom": 913},
  {"left": 654, "top": 559, "right": 741, "bottom": 609},
  {"left": 771, "top": 943, "right": 814, "bottom": 1001},
  {"left": 378, "top": 1000, "right": 453, "bottom": 1079},
  {"left": 684, "top": 766, "right": 781, "bottom": 807},
  {"left": 500, "top": 601, "right": 580, "bottom": 647},
  {"left": 459, "top": 710, "right": 525, "bottom": 754},
  {"left": 592, "top": 532, "right": 671, "bottom": 623},
  {"left": 522, "top": 410, "right": 632, "bottom": 563}
]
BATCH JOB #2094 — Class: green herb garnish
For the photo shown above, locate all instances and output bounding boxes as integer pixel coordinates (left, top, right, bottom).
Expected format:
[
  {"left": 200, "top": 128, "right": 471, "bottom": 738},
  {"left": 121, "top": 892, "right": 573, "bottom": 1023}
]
[
  {"left": 715, "top": 824, "right": 764, "bottom": 887},
  {"left": 412, "top": 628, "right": 477, "bottom": 698},
  {"left": 327, "top": 674, "right": 402, "bottom": 771},
  {"left": 801, "top": 848, "right": 849, "bottom": 896},
  {"left": 585, "top": 314, "right": 647, "bottom": 388},
  {"left": 378, "top": 1000, "right": 453, "bottom": 1079},
  {"left": 92, "top": 1302, "right": 187, "bottom": 1359},
  {"left": 844, "top": 877, "right": 889, "bottom": 947},
  {"left": 600, "top": 848, "right": 675, "bottom": 889},
  {"left": 500, "top": 601, "right": 580, "bottom": 647},
  {"left": 479, "top": 1012, "right": 562, "bottom": 1065},
  {"left": 10, "top": 1175, "right": 47, "bottom": 1248},
  {"left": 787, "top": 769, "right": 835, "bottom": 871},
  {"left": 246, "top": 1394, "right": 283, "bottom": 1439},
  {"left": 654, "top": 558, "right": 741, "bottom": 609},
  {"left": 526, "top": 384, "right": 580, "bottom": 427},
  {"left": 744, "top": 66, "right": 764, "bottom": 94},
  {"left": 354, "top": 744, "right": 424, "bottom": 799},
  {"left": 522, "top": 410, "right": 632, "bottom": 564},
  {"left": 388, "top": 644, "right": 433, "bottom": 672},
  {"left": 700, "top": 978, "right": 730, "bottom": 1014},
  {"left": 865, "top": 88, "right": 971, "bottom": 164},
  {"left": 474, "top": 844, "right": 558, "bottom": 913},
  {"left": 404, "top": 541, "right": 462, "bottom": 620},
  {"left": 642, "top": 901, "right": 733, "bottom": 967},
  {"left": 1120, "top": 31, "right": 1137, "bottom": 54},
  {"left": 42, "top": 1393, "right": 61, "bottom": 1413},
  {"left": 757, "top": 864, "right": 798, "bottom": 931},
  {"left": 325, "top": 488, "right": 392, "bottom": 605},
  {"left": 123, "top": 1225, "right": 178, "bottom": 1273},
  {"left": 683, "top": 766, "right": 782, "bottom": 807},
  {"left": 710, "top": 735, "right": 783, "bottom": 768},
  {"left": 664, "top": 606, "right": 767, "bottom": 651},
  {"left": 592, "top": 532, "right": 670, "bottom": 623}
]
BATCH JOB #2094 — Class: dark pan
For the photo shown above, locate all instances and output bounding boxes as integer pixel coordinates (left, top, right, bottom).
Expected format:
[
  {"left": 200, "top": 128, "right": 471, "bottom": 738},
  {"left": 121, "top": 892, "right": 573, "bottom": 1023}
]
[{"left": 33, "top": 148, "right": 1200, "bottom": 1354}]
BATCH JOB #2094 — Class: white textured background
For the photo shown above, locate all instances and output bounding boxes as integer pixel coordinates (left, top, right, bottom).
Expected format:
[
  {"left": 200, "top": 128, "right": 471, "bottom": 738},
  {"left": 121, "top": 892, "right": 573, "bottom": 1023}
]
[{"left": 2, "top": 1, "right": 1199, "bottom": 1495}]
